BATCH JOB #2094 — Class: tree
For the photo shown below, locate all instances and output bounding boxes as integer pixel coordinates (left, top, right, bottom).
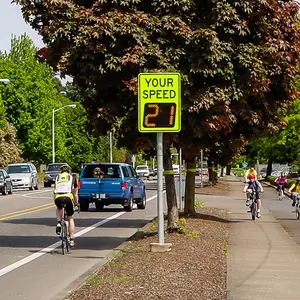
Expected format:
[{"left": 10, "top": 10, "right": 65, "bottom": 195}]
[
  {"left": 16, "top": 0, "right": 300, "bottom": 219},
  {"left": 0, "top": 94, "right": 22, "bottom": 167}
]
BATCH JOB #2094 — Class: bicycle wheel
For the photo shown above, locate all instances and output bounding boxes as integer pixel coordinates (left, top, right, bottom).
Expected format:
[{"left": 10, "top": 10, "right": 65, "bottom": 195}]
[
  {"left": 61, "top": 221, "right": 67, "bottom": 255},
  {"left": 65, "top": 222, "right": 70, "bottom": 253},
  {"left": 279, "top": 189, "right": 283, "bottom": 201},
  {"left": 251, "top": 202, "right": 256, "bottom": 220},
  {"left": 296, "top": 206, "right": 300, "bottom": 220}
]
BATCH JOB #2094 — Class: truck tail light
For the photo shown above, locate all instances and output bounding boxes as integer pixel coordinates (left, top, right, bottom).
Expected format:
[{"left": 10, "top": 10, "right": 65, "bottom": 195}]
[
  {"left": 121, "top": 182, "right": 126, "bottom": 190},
  {"left": 78, "top": 180, "right": 82, "bottom": 189}
]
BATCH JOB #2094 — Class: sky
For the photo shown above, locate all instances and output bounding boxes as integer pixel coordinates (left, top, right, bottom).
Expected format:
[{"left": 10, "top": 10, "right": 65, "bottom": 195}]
[
  {"left": 0, "top": 0, "right": 44, "bottom": 52},
  {"left": 0, "top": 0, "right": 71, "bottom": 84}
]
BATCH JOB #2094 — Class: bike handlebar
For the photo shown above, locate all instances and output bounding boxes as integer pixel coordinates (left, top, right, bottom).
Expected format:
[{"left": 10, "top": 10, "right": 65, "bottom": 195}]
[{"left": 75, "top": 205, "right": 80, "bottom": 213}]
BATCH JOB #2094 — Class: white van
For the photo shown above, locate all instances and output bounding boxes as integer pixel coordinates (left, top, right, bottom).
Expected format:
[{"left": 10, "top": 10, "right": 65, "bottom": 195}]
[{"left": 135, "top": 165, "right": 150, "bottom": 178}]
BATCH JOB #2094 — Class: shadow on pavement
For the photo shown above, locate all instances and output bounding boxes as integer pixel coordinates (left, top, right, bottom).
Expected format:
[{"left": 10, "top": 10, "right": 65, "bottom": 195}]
[
  {"left": 2, "top": 217, "right": 152, "bottom": 229},
  {"left": 0, "top": 235, "right": 132, "bottom": 251}
]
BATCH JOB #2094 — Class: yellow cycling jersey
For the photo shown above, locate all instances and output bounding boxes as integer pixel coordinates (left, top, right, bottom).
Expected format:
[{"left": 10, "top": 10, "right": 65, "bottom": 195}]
[
  {"left": 290, "top": 183, "right": 300, "bottom": 193},
  {"left": 53, "top": 172, "right": 75, "bottom": 202}
]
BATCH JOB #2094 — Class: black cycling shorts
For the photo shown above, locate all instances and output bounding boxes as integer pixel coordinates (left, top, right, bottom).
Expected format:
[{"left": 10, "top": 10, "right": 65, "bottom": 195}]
[{"left": 55, "top": 196, "right": 74, "bottom": 216}]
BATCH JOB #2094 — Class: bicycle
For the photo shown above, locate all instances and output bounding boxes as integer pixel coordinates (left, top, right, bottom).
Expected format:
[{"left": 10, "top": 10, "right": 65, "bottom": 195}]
[
  {"left": 247, "top": 189, "right": 257, "bottom": 220},
  {"left": 60, "top": 204, "right": 79, "bottom": 255},
  {"left": 277, "top": 184, "right": 284, "bottom": 201},
  {"left": 294, "top": 194, "right": 300, "bottom": 219}
]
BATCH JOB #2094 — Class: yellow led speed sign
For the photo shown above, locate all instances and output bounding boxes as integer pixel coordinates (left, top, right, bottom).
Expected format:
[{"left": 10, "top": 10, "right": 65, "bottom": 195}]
[{"left": 138, "top": 73, "right": 181, "bottom": 132}]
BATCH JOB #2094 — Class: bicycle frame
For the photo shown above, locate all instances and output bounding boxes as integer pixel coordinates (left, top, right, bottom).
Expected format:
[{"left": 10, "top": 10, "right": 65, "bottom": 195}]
[
  {"left": 61, "top": 204, "right": 70, "bottom": 255},
  {"left": 278, "top": 185, "right": 284, "bottom": 201},
  {"left": 248, "top": 191, "right": 257, "bottom": 220},
  {"left": 295, "top": 194, "right": 300, "bottom": 220}
]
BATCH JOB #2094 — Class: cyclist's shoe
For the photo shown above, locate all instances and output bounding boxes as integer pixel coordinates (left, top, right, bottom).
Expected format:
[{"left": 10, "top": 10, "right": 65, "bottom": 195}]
[
  {"left": 292, "top": 201, "right": 296, "bottom": 207},
  {"left": 69, "top": 239, "right": 75, "bottom": 248},
  {"left": 56, "top": 223, "right": 61, "bottom": 235},
  {"left": 256, "top": 212, "right": 262, "bottom": 218},
  {"left": 246, "top": 199, "right": 250, "bottom": 206}
]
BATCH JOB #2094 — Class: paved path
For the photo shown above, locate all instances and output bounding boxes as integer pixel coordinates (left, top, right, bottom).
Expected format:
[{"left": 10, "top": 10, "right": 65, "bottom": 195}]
[{"left": 196, "top": 177, "right": 300, "bottom": 300}]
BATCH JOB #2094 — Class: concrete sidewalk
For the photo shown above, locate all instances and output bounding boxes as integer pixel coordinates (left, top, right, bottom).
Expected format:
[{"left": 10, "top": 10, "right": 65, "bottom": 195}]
[{"left": 196, "top": 177, "right": 300, "bottom": 300}]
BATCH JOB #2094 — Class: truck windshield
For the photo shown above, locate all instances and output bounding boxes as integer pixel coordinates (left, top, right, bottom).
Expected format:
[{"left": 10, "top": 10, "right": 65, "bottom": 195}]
[
  {"left": 47, "top": 164, "right": 63, "bottom": 171},
  {"left": 81, "top": 164, "right": 121, "bottom": 178}
]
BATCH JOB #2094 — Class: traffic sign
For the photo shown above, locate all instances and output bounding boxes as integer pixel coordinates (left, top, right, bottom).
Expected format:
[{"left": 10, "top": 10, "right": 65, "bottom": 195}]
[
  {"left": 138, "top": 73, "right": 181, "bottom": 132},
  {"left": 242, "top": 162, "right": 248, "bottom": 168}
]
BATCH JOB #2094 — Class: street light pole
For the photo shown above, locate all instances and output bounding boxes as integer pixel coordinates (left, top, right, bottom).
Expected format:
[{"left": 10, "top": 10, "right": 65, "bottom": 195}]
[
  {"left": 0, "top": 79, "right": 10, "bottom": 85},
  {"left": 52, "top": 104, "right": 76, "bottom": 163}
]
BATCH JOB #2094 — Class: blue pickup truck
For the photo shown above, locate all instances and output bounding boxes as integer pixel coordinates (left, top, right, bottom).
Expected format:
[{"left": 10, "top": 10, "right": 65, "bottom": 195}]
[{"left": 78, "top": 163, "right": 146, "bottom": 212}]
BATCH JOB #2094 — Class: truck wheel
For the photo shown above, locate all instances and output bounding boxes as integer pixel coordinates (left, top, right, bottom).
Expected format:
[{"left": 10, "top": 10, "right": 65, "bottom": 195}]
[
  {"left": 137, "top": 191, "right": 146, "bottom": 209},
  {"left": 124, "top": 194, "right": 133, "bottom": 212}
]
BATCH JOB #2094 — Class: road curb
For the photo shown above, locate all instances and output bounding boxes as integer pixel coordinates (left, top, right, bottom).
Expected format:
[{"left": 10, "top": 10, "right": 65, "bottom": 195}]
[{"left": 57, "top": 218, "right": 157, "bottom": 300}]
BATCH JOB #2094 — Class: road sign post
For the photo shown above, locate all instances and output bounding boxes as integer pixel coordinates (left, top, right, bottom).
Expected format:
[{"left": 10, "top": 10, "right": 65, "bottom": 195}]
[{"left": 138, "top": 73, "right": 181, "bottom": 252}]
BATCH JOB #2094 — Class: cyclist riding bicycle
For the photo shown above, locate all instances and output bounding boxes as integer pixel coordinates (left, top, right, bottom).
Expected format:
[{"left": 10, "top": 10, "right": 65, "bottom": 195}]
[
  {"left": 244, "top": 166, "right": 257, "bottom": 182},
  {"left": 243, "top": 173, "right": 264, "bottom": 218},
  {"left": 54, "top": 164, "right": 78, "bottom": 247},
  {"left": 275, "top": 172, "right": 287, "bottom": 194},
  {"left": 288, "top": 177, "right": 300, "bottom": 207}
]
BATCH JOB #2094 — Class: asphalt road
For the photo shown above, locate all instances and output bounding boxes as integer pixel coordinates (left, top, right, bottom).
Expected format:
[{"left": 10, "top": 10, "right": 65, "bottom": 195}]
[
  {"left": 1, "top": 179, "right": 295, "bottom": 300},
  {"left": 0, "top": 186, "right": 158, "bottom": 300}
]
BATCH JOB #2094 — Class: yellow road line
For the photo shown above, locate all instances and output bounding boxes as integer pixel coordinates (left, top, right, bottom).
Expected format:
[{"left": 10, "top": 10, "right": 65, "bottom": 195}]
[{"left": 0, "top": 203, "right": 55, "bottom": 221}]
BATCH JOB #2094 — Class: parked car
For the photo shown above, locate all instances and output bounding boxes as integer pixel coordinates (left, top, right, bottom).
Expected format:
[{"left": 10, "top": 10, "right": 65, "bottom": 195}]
[
  {"left": 148, "top": 168, "right": 154, "bottom": 177},
  {"left": 43, "top": 163, "right": 67, "bottom": 187},
  {"left": 135, "top": 165, "right": 150, "bottom": 178},
  {"left": 78, "top": 163, "right": 146, "bottom": 212},
  {"left": 259, "top": 167, "right": 267, "bottom": 178},
  {"left": 7, "top": 163, "right": 38, "bottom": 190},
  {"left": 0, "top": 169, "right": 13, "bottom": 195}
]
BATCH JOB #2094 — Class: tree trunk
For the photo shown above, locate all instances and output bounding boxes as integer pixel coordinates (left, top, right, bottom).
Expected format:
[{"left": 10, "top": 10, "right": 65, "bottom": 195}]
[
  {"left": 212, "top": 162, "right": 218, "bottom": 186},
  {"left": 266, "top": 158, "right": 273, "bottom": 177},
  {"left": 220, "top": 167, "right": 224, "bottom": 177},
  {"left": 226, "top": 165, "right": 231, "bottom": 175},
  {"left": 184, "top": 149, "right": 198, "bottom": 215},
  {"left": 163, "top": 141, "right": 179, "bottom": 231},
  {"left": 208, "top": 158, "right": 213, "bottom": 182}
]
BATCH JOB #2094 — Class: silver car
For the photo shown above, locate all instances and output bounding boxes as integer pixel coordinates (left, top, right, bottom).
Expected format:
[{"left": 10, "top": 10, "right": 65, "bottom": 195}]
[{"left": 7, "top": 163, "right": 39, "bottom": 190}]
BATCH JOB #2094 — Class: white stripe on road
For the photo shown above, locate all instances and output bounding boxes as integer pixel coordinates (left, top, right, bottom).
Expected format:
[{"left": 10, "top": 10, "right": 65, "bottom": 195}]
[
  {"left": 0, "top": 194, "right": 158, "bottom": 277},
  {"left": 22, "top": 190, "right": 52, "bottom": 198}
]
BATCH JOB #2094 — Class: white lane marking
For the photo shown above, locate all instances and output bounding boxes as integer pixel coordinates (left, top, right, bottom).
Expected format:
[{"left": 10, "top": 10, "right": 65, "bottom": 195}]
[
  {"left": 0, "top": 194, "right": 158, "bottom": 277},
  {"left": 22, "top": 190, "right": 52, "bottom": 198}
]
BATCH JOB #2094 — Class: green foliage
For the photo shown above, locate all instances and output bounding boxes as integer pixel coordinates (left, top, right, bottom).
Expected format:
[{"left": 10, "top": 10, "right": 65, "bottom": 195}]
[
  {"left": 0, "top": 35, "right": 128, "bottom": 170},
  {"left": 15, "top": 0, "right": 300, "bottom": 168},
  {"left": 195, "top": 200, "right": 204, "bottom": 208},
  {"left": 231, "top": 168, "right": 244, "bottom": 177}
]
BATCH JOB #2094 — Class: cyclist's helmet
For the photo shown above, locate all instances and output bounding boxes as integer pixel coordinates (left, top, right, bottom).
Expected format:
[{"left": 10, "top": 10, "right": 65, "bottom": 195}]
[
  {"left": 248, "top": 174, "right": 255, "bottom": 180},
  {"left": 60, "top": 164, "right": 71, "bottom": 173}
]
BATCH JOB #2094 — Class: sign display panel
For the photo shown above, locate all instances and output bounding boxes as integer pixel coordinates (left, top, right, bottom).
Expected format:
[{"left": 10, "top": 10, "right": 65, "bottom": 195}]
[{"left": 138, "top": 73, "right": 181, "bottom": 132}]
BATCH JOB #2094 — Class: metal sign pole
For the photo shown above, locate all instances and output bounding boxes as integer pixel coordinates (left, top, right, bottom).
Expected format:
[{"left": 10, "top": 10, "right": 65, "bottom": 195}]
[
  {"left": 200, "top": 149, "right": 203, "bottom": 188},
  {"left": 179, "top": 148, "right": 182, "bottom": 212},
  {"left": 157, "top": 132, "right": 164, "bottom": 244}
]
